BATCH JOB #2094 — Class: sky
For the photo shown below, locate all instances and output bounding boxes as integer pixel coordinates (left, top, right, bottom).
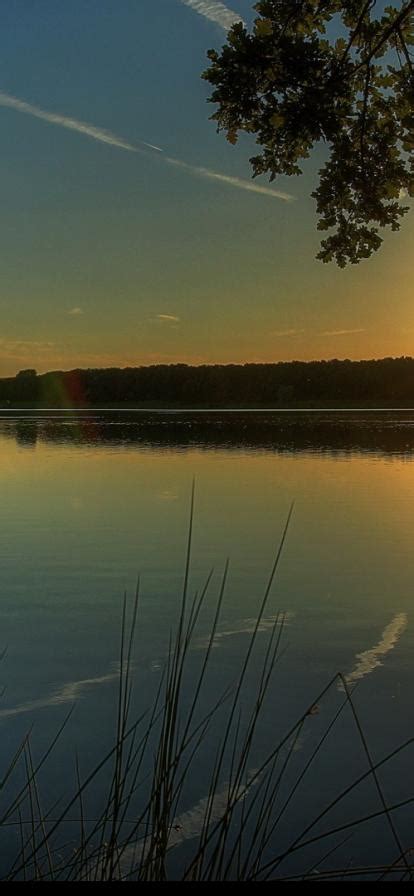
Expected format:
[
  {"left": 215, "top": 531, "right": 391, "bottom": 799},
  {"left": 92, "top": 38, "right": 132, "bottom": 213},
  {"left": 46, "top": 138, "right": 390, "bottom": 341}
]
[{"left": 0, "top": 0, "right": 412, "bottom": 376}]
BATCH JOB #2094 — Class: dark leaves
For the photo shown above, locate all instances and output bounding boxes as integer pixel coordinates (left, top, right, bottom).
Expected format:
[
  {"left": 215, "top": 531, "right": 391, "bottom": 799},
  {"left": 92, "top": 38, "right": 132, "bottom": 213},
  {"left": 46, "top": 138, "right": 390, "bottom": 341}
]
[{"left": 203, "top": 0, "right": 414, "bottom": 266}]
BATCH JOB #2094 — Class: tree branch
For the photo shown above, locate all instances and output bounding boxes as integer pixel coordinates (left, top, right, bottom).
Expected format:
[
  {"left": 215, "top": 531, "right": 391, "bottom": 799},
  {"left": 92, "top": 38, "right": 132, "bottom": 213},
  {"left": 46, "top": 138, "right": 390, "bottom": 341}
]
[
  {"left": 339, "top": 0, "right": 377, "bottom": 66},
  {"left": 353, "top": 0, "right": 414, "bottom": 74},
  {"left": 359, "top": 61, "right": 372, "bottom": 169},
  {"left": 397, "top": 25, "right": 414, "bottom": 72}
]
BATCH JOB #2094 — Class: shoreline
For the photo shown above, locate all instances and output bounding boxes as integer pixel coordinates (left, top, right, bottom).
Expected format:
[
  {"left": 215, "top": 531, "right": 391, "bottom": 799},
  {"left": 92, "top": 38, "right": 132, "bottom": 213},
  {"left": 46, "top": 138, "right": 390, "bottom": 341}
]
[{"left": 2, "top": 404, "right": 414, "bottom": 415}]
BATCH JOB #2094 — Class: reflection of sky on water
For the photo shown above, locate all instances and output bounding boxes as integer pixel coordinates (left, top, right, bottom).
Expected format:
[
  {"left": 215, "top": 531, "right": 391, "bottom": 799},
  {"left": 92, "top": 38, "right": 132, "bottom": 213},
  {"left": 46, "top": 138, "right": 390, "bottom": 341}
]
[
  {"left": 0, "top": 412, "right": 413, "bottom": 875},
  {"left": 0, "top": 667, "right": 120, "bottom": 721},
  {"left": 194, "top": 613, "right": 294, "bottom": 650},
  {"left": 0, "top": 610, "right": 406, "bottom": 723},
  {"left": 343, "top": 613, "right": 408, "bottom": 689},
  {"left": 121, "top": 774, "right": 259, "bottom": 876}
]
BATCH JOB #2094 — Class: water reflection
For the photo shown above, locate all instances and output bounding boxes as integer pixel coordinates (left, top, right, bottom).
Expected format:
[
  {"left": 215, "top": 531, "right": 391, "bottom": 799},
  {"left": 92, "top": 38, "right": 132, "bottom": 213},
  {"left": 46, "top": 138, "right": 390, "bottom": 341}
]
[
  {"left": 343, "top": 613, "right": 408, "bottom": 689},
  {"left": 195, "top": 612, "right": 294, "bottom": 650},
  {"left": 0, "top": 665, "right": 120, "bottom": 720},
  {"left": 0, "top": 410, "right": 413, "bottom": 876},
  {"left": 15, "top": 420, "right": 38, "bottom": 448},
  {"left": 2, "top": 410, "right": 414, "bottom": 457}
]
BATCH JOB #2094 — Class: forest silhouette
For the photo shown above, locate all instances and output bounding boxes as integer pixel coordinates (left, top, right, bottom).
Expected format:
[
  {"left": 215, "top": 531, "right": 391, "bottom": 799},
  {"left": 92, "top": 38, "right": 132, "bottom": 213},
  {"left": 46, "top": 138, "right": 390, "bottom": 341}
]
[{"left": 2, "top": 357, "right": 414, "bottom": 408}]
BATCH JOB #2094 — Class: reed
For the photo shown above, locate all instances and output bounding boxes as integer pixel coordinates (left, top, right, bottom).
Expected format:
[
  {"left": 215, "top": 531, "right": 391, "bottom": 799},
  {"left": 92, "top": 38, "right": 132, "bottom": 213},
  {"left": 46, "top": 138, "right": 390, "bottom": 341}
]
[{"left": 1, "top": 492, "right": 413, "bottom": 881}]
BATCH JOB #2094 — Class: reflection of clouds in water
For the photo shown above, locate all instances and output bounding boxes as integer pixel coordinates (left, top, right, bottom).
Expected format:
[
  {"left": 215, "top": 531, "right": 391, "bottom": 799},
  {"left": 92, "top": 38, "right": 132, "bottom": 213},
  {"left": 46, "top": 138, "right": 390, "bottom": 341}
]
[
  {"left": 0, "top": 668, "right": 120, "bottom": 720},
  {"left": 0, "top": 611, "right": 293, "bottom": 719},
  {"left": 148, "top": 614, "right": 293, "bottom": 673},
  {"left": 122, "top": 773, "right": 258, "bottom": 874},
  {"left": 342, "top": 613, "right": 408, "bottom": 689},
  {"left": 195, "top": 613, "right": 294, "bottom": 650}
]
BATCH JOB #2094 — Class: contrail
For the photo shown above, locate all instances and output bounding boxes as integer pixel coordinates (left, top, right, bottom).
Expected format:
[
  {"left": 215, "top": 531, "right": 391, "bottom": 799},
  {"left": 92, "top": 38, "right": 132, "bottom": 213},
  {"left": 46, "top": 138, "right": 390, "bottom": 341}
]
[
  {"left": 0, "top": 88, "right": 294, "bottom": 202},
  {"left": 165, "top": 155, "right": 294, "bottom": 202},
  {"left": 179, "top": 0, "right": 245, "bottom": 30},
  {"left": 0, "top": 89, "right": 162, "bottom": 153}
]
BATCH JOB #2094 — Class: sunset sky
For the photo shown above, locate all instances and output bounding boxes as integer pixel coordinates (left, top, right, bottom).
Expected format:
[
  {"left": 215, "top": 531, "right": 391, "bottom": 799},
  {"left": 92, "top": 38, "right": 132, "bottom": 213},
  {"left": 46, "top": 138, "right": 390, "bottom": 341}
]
[{"left": 0, "top": 0, "right": 413, "bottom": 377}]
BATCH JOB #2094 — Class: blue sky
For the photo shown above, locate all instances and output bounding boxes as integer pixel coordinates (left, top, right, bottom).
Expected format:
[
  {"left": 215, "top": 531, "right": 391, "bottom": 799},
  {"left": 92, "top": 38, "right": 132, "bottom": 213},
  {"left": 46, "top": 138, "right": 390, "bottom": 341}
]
[{"left": 0, "top": 0, "right": 412, "bottom": 375}]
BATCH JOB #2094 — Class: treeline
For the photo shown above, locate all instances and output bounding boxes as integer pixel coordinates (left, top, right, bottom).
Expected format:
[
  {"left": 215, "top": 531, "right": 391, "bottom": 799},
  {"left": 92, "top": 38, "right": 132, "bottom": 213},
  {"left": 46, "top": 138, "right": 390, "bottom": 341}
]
[{"left": 2, "top": 358, "right": 414, "bottom": 406}]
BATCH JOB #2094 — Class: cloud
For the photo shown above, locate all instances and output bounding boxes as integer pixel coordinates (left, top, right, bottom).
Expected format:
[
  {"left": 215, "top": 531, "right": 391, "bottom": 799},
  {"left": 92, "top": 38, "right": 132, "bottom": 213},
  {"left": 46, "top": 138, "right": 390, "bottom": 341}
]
[
  {"left": 0, "top": 338, "right": 56, "bottom": 360},
  {"left": 271, "top": 329, "right": 305, "bottom": 337},
  {"left": 0, "top": 338, "right": 67, "bottom": 376},
  {"left": 322, "top": 328, "right": 365, "bottom": 337},
  {"left": 342, "top": 613, "right": 408, "bottom": 689},
  {"left": 179, "top": 0, "right": 245, "bottom": 30},
  {"left": 155, "top": 314, "right": 180, "bottom": 323},
  {"left": 67, "top": 307, "right": 84, "bottom": 316},
  {"left": 143, "top": 351, "right": 206, "bottom": 364},
  {"left": 0, "top": 89, "right": 162, "bottom": 153},
  {"left": 0, "top": 88, "right": 294, "bottom": 203},
  {"left": 164, "top": 156, "right": 294, "bottom": 202}
]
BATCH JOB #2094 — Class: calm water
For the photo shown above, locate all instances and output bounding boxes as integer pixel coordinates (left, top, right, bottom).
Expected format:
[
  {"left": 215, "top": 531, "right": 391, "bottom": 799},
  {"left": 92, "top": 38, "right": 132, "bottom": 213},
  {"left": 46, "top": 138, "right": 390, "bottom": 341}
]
[{"left": 1, "top": 410, "right": 414, "bottom": 877}]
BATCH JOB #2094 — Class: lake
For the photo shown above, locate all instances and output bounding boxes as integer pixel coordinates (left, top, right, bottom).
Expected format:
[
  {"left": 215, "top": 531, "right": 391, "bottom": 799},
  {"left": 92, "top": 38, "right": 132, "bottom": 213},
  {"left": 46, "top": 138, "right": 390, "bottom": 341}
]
[{"left": 1, "top": 410, "right": 414, "bottom": 879}]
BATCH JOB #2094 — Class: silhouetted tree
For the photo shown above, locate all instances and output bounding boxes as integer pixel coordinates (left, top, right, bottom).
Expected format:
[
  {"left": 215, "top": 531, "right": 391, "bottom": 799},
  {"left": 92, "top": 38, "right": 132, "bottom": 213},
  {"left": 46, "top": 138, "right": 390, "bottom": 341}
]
[
  {"left": 16, "top": 369, "right": 37, "bottom": 379},
  {"left": 14, "top": 369, "right": 38, "bottom": 402},
  {"left": 203, "top": 1, "right": 414, "bottom": 265},
  {"left": 2, "top": 359, "right": 414, "bottom": 407}
]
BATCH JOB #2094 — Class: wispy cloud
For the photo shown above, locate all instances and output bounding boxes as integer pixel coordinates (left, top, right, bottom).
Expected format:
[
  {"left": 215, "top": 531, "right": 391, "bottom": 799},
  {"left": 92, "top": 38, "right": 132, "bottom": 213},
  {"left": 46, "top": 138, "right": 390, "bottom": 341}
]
[
  {"left": 155, "top": 314, "right": 180, "bottom": 323},
  {"left": 322, "top": 328, "right": 365, "bottom": 337},
  {"left": 0, "top": 88, "right": 294, "bottom": 203},
  {"left": 164, "top": 156, "right": 294, "bottom": 202},
  {"left": 0, "top": 338, "right": 56, "bottom": 359},
  {"left": 144, "top": 351, "right": 206, "bottom": 364},
  {"left": 0, "top": 90, "right": 162, "bottom": 153},
  {"left": 271, "top": 329, "right": 305, "bottom": 338},
  {"left": 342, "top": 613, "right": 408, "bottom": 689},
  {"left": 179, "top": 0, "right": 245, "bottom": 30},
  {"left": 67, "top": 307, "right": 84, "bottom": 316}
]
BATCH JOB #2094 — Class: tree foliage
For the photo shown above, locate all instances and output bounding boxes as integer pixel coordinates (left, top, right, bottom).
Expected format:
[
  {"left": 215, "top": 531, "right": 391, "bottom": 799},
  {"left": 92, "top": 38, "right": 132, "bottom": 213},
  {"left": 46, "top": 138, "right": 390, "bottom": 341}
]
[
  {"left": 3, "top": 359, "right": 414, "bottom": 407},
  {"left": 203, "top": 1, "right": 414, "bottom": 266}
]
